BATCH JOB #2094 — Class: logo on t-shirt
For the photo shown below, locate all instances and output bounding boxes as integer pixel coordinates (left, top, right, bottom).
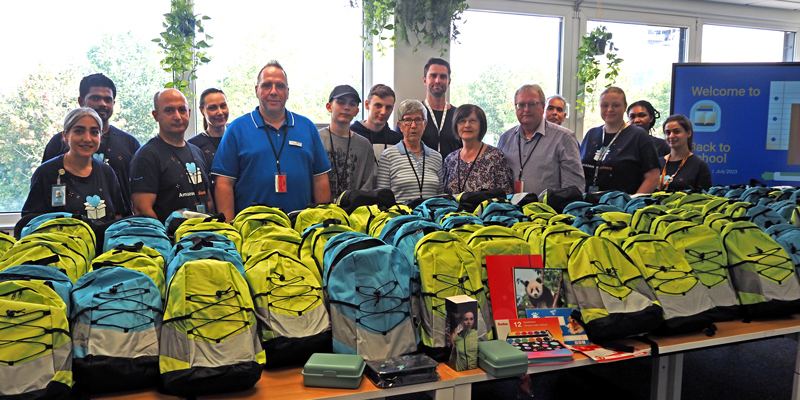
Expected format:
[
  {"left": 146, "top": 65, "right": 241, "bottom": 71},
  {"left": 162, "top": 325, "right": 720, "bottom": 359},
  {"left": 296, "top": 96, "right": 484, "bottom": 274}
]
[
  {"left": 84, "top": 195, "right": 106, "bottom": 220},
  {"left": 186, "top": 162, "right": 203, "bottom": 185}
]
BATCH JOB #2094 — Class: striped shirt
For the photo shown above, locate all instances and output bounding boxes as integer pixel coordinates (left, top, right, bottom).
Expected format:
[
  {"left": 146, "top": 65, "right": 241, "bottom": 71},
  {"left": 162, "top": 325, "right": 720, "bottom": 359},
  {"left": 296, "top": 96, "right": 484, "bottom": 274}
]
[{"left": 376, "top": 142, "right": 444, "bottom": 202}]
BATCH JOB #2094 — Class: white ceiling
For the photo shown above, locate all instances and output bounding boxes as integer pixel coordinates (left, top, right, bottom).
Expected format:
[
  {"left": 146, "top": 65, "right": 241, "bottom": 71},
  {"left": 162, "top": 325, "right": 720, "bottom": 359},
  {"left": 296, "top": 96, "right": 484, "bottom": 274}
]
[{"left": 698, "top": 0, "right": 800, "bottom": 10}]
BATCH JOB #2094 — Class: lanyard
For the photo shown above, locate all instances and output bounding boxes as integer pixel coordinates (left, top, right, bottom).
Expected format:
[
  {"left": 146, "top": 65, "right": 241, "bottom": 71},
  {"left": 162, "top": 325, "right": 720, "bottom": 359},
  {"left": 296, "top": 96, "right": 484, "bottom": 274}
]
[
  {"left": 458, "top": 142, "right": 484, "bottom": 193},
  {"left": 423, "top": 99, "right": 448, "bottom": 152},
  {"left": 258, "top": 112, "right": 290, "bottom": 174},
  {"left": 402, "top": 142, "right": 426, "bottom": 198},
  {"left": 659, "top": 153, "right": 692, "bottom": 190},
  {"left": 328, "top": 128, "right": 352, "bottom": 193},
  {"left": 592, "top": 123, "right": 627, "bottom": 186},
  {"left": 517, "top": 124, "right": 544, "bottom": 181},
  {"left": 158, "top": 136, "right": 204, "bottom": 206}
]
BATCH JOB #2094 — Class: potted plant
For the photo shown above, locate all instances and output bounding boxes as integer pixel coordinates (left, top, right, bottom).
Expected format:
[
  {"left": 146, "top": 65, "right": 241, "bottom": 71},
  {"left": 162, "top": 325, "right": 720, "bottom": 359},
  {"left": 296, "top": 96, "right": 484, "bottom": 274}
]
[
  {"left": 575, "top": 25, "right": 623, "bottom": 112},
  {"left": 152, "top": 0, "right": 212, "bottom": 99},
  {"left": 350, "top": 0, "right": 468, "bottom": 58}
]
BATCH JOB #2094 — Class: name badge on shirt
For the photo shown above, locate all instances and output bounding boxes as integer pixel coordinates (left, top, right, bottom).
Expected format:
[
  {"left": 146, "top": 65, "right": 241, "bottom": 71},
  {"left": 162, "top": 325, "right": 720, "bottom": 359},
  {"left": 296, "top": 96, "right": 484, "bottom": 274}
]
[
  {"left": 275, "top": 173, "right": 288, "bottom": 193},
  {"left": 289, "top": 141, "right": 302, "bottom": 147},
  {"left": 52, "top": 185, "right": 66, "bottom": 207}
]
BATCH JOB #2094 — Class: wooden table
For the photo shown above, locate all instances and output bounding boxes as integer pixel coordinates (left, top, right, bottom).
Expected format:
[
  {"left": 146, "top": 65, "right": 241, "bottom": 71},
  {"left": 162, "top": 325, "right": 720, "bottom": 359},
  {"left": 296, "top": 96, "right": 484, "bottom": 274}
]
[{"left": 95, "top": 315, "right": 800, "bottom": 400}]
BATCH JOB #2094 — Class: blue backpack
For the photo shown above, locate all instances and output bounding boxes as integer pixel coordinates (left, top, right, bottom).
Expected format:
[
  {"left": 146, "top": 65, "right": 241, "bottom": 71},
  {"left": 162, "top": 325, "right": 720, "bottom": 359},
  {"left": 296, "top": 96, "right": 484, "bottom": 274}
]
[
  {"left": 572, "top": 212, "right": 607, "bottom": 235},
  {"left": 599, "top": 191, "right": 631, "bottom": 210},
  {"left": 19, "top": 212, "right": 73, "bottom": 238},
  {"left": 71, "top": 267, "right": 163, "bottom": 394},
  {"left": 563, "top": 201, "right": 593, "bottom": 217},
  {"left": 104, "top": 218, "right": 171, "bottom": 260},
  {"left": 323, "top": 234, "right": 417, "bottom": 361},
  {"left": 414, "top": 197, "right": 458, "bottom": 222},
  {"left": 378, "top": 214, "right": 425, "bottom": 245}
]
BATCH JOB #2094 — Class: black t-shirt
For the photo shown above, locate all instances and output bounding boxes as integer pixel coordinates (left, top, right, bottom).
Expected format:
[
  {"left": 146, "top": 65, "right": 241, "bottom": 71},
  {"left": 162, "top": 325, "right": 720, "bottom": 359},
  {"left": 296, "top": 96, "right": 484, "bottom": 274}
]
[
  {"left": 659, "top": 154, "right": 712, "bottom": 191},
  {"left": 22, "top": 155, "right": 127, "bottom": 222},
  {"left": 42, "top": 125, "right": 140, "bottom": 213},
  {"left": 129, "top": 136, "right": 210, "bottom": 222},
  {"left": 187, "top": 132, "right": 222, "bottom": 176},
  {"left": 652, "top": 136, "right": 670, "bottom": 157},
  {"left": 351, "top": 120, "right": 403, "bottom": 162},
  {"left": 580, "top": 125, "right": 661, "bottom": 194},
  {"left": 420, "top": 106, "right": 462, "bottom": 157}
]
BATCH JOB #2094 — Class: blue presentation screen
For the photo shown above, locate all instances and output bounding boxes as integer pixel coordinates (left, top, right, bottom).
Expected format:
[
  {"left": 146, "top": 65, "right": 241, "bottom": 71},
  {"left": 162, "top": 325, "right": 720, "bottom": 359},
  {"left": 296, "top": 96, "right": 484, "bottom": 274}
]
[{"left": 671, "top": 62, "right": 800, "bottom": 186}]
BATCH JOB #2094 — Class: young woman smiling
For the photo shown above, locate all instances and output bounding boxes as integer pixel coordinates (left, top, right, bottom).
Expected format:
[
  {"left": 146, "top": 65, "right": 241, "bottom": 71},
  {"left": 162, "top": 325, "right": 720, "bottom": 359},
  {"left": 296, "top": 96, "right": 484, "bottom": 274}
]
[
  {"left": 579, "top": 87, "right": 661, "bottom": 194},
  {"left": 658, "top": 114, "right": 712, "bottom": 191},
  {"left": 22, "top": 107, "right": 127, "bottom": 222}
]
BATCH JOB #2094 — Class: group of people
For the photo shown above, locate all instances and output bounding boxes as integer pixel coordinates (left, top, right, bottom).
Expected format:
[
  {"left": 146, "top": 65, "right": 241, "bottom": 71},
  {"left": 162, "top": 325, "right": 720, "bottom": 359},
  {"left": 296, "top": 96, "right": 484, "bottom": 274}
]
[{"left": 21, "top": 58, "right": 712, "bottom": 225}]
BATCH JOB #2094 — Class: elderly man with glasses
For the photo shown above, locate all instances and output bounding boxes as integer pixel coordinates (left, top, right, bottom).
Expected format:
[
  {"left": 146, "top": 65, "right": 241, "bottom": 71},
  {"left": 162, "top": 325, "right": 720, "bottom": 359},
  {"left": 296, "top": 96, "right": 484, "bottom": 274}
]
[{"left": 497, "top": 84, "right": 585, "bottom": 196}]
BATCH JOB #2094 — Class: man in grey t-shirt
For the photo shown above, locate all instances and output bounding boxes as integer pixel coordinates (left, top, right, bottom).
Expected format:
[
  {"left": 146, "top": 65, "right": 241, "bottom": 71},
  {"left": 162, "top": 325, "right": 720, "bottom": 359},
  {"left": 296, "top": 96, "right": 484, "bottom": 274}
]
[{"left": 319, "top": 85, "right": 375, "bottom": 199}]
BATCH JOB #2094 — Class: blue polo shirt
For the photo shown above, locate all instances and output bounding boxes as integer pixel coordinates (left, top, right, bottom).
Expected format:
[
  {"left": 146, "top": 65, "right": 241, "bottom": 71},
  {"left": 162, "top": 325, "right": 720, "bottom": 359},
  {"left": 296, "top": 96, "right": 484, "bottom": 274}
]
[{"left": 211, "top": 107, "right": 331, "bottom": 213}]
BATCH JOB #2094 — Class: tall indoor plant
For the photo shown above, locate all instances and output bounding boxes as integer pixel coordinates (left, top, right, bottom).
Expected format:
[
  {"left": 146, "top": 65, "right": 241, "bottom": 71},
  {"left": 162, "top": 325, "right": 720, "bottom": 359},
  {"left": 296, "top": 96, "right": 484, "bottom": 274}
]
[{"left": 153, "top": 0, "right": 212, "bottom": 99}]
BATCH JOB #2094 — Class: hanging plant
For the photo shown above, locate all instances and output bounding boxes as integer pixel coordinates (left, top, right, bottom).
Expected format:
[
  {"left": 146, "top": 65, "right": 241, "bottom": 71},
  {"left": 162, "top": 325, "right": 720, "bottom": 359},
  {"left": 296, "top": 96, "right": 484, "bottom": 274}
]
[
  {"left": 152, "top": 0, "right": 212, "bottom": 99},
  {"left": 350, "top": 0, "right": 468, "bottom": 58},
  {"left": 575, "top": 26, "right": 623, "bottom": 113}
]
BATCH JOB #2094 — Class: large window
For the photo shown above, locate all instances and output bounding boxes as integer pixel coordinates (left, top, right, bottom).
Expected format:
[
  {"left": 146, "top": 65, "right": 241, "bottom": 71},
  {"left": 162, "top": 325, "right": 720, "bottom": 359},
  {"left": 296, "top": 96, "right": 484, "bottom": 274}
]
[
  {"left": 194, "top": 0, "right": 364, "bottom": 128},
  {"left": 0, "top": 1, "right": 167, "bottom": 213},
  {"left": 702, "top": 24, "right": 792, "bottom": 63},
  {"left": 582, "top": 21, "right": 686, "bottom": 133},
  {"left": 450, "top": 10, "right": 562, "bottom": 146}
]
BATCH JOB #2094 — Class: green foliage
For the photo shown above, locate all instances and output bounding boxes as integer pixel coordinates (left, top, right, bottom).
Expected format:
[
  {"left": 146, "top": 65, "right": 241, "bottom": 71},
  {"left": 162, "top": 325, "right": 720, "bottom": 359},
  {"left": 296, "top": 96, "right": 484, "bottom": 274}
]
[
  {"left": 86, "top": 31, "right": 164, "bottom": 144},
  {"left": 451, "top": 64, "right": 548, "bottom": 146},
  {"left": 576, "top": 26, "right": 623, "bottom": 113},
  {"left": 152, "top": 0, "right": 212, "bottom": 99},
  {"left": 350, "top": 0, "right": 468, "bottom": 58},
  {"left": 0, "top": 64, "right": 81, "bottom": 211}
]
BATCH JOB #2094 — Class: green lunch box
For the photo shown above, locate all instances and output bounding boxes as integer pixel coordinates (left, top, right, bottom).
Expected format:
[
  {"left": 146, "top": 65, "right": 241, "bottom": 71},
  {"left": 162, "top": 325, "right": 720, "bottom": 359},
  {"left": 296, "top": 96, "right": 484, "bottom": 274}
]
[
  {"left": 477, "top": 340, "right": 529, "bottom": 378},
  {"left": 302, "top": 353, "right": 366, "bottom": 389}
]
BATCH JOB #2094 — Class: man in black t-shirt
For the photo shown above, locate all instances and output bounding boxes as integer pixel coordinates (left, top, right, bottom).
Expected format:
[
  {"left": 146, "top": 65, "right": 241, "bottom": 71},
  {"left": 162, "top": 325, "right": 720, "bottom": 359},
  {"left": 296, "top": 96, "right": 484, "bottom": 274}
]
[
  {"left": 395, "top": 58, "right": 462, "bottom": 158},
  {"left": 351, "top": 83, "right": 402, "bottom": 163},
  {"left": 130, "top": 89, "right": 212, "bottom": 222},
  {"left": 42, "top": 73, "right": 140, "bottom": 212}
]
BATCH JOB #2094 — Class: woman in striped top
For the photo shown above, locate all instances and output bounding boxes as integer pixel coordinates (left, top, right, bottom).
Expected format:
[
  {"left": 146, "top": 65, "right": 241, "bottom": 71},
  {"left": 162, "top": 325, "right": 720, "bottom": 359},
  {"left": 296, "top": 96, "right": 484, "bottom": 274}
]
[{"left": 375, "top": 99, "right": 444, "bottom": 202}]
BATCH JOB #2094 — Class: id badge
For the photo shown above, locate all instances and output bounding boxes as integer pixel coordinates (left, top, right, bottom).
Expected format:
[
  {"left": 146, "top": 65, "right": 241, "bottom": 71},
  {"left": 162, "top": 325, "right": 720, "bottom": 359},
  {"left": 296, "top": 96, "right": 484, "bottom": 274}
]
[
  {"left": 514, "top": 180, "right": 524, "bottom": 194},
  {"left": 275, "top": 173, "right": 287, "bottom": 193},
  {"left": 52, "top": 185, "right": 66, "bottom": 207},
  {"left": 197, "top": 204, "right": 206, "bottom": 213},
  {"left": 588, "top": 185, "right": 599, "bottom": 193}
]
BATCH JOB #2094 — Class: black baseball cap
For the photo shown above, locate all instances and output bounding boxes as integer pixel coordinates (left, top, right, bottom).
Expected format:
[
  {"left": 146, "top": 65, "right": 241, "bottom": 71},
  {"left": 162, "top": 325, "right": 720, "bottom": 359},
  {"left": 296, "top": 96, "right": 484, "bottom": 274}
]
[{"left": 329, "top": 85, "right": 361, "bottom": 103}]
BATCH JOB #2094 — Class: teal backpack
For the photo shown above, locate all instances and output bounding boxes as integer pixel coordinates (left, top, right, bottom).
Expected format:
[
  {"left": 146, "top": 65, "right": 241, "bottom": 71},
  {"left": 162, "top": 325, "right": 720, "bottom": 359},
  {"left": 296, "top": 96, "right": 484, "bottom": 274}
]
[{"left": 71, "top": 267, "right": 163, "bottom": 394}]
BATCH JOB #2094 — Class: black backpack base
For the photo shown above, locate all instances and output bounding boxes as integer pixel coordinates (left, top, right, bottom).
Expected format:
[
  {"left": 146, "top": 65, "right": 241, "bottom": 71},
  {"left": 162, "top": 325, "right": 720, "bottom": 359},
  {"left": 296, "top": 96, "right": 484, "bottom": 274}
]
[
  {"left": 583, "top": 304, "right": 664, "bottom": 343},
  {"left": 160, "top": 361, "right": 262, "bottom": 397},
  {"left": 419, "top": 344, "right": 450, "bottom": 363},
  {"left": 262, "top": 331, "right": 333, "bottom": 369},
  {"left": 740, "top": 298, "right": 800, "bottom": 320},
  {"left": 73, "top": 355, "right": 159, "bottom": 394}
]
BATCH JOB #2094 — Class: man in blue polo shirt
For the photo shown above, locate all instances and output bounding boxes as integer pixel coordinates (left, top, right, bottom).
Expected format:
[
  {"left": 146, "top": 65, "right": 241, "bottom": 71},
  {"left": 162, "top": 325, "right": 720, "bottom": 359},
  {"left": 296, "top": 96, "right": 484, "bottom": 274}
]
[{"left": 212, "top": 61, "right": 331, "bottom": 221}]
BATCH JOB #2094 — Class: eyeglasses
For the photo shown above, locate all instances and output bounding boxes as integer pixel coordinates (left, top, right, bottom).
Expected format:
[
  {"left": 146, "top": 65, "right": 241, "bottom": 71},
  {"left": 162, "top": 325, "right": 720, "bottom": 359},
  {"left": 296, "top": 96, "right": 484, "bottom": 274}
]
[
  {"left": 515, "top": 102, "right": 542, "bottom": 110},
  {"left": 457, "top": 119, "right": 480, "bottom": 126},
  {"left": 400, "top": 118, "right": 425, "bottom": 126},
  {"left": 260, "top": 82, "right": 288, "bottom": 91}
]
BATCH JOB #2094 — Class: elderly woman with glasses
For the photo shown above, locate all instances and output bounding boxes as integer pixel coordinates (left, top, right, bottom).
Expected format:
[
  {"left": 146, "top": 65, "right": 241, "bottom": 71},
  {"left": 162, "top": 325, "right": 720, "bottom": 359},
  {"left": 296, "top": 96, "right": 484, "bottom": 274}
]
[
  {"left": 443, "top": 104, "right": 513, "bottom": 194},
  {"left": 375, "top": 99, "right": 444, "bottom": 202}
]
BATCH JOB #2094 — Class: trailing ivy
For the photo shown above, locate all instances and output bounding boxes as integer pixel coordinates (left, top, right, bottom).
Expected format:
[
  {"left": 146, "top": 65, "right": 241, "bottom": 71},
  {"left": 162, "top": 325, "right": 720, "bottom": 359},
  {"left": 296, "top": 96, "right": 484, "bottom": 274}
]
[
  {"left": 152, "top": 0, "right": 212, "bottom": 99},
  {"left": 575, "top": 26, "right": 623, "bottom": 113},
  {"left": 350, "top": 0, "right": 468, "bottom": 58}
]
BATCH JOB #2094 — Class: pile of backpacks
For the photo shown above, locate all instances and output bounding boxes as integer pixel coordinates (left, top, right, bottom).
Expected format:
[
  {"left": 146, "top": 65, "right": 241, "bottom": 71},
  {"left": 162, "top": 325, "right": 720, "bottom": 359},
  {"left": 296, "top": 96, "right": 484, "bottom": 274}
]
[{"left": 1, "top": 183, "right": 800, "bottom": 398}]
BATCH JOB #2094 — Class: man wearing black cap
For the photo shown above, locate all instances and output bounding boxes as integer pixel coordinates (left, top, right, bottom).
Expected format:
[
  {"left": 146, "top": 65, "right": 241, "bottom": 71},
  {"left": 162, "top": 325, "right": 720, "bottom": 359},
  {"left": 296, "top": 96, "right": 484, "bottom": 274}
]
[{"left": 319, "top": 85, "right": 375, "bottom": 199}]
